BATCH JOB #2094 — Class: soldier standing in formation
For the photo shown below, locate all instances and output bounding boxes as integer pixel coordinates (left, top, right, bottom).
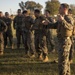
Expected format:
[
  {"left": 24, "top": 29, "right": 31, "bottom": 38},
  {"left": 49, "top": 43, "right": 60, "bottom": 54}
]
[
  {"left": 32, "top": 9, "right": 49, "bottom": 62},
  {"left": 44, "top": 9, "right": 55, "bottom": 52},
  {"left": 13, "top": 9, "right": 23, "bottom": 49},
  {"left": 43, "top": 3, "right": 74, "bottom": 75},
  {"left": 0, "top": 19, "right": 7, "bottom": 55},
  {"left": 3, "top": 12, "right": 13, "bottom": 49},
  {"left": 22, "top": 10, "right": 36, "bottom": 57}
]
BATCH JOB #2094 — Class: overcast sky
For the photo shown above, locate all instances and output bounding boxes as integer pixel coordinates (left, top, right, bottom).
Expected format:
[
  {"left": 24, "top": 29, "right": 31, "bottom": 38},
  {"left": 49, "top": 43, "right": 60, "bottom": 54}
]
[{"left": 0, "top": 0, "right": 75, "bottom": 14}]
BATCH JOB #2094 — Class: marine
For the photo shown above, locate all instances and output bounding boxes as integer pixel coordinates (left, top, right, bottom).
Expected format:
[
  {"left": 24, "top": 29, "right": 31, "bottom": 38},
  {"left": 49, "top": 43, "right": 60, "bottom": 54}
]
[
  {"left": 13, "top": 9, "right": 23, "bottom": 49},
  {"left": 3, "top": 12, "right": 13, "bottom": 49},
  {"left": 44, "top": 9, "right": 55, "bottom": 52},
  {"left": 22, "top": 10, "right": 36, "bottom": 57},
  {"left": 43, "top": 3, "right": 74, "bottom": 75},
  {"left": 0, "top": 19, "right": 7, "bottom": 55},
  {"left": 32, "top": 9, "right": 49, "bottom": 62}
]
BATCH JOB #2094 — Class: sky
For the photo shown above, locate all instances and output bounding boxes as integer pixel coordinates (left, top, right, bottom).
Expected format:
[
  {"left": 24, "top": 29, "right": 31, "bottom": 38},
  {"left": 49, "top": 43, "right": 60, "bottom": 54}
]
[{"left": 0, "top": 0, "right": 75, "bottom": 14}]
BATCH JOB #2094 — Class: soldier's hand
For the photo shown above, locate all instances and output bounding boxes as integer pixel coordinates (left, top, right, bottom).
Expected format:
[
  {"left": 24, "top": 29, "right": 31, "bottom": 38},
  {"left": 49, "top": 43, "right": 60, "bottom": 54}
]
[
  {"left": 58, "top": 15, "right": 64, "bottom": 22},
  {"left": 42, "top": 20, "right": 49, "bottom": 25}
]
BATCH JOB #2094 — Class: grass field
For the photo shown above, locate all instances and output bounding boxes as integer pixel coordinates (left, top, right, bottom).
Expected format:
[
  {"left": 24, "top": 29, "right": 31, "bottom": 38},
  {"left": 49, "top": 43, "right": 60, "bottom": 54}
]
[{"left": 0, "top": 48, "right": 75, "bottom": 75}]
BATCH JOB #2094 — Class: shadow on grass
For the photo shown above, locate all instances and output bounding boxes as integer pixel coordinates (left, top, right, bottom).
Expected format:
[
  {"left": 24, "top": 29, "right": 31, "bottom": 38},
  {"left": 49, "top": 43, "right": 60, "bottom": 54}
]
[{"left": 0, "top": 48, "right": 74, "bottom": 75}]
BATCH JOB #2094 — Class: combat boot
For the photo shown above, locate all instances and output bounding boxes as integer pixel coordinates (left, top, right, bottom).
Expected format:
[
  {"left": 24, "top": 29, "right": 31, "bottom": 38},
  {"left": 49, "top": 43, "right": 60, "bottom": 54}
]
[
  {"left": 17, "top": 44, "right": 20, "bottom": 49},
  {"left": 11, "top": 45, "right": 14, "bottom": 49},
  {"left": 30, "top": 54, "right": 36, "bottom": 58},
  {"left": 43, "top": 56, "right": 49, "bottom": 62},
  {"left": 38, "top": 53, "right": 43, "bottom": 61},
  {"left": 0, "top": 51, "right": 3, "bottom": 55},
  {"left": 51, "top": 49, "right": 55, "bottom": 53},
  {"left": 25, "top": 51, "right": 30, "bottom": 58}
]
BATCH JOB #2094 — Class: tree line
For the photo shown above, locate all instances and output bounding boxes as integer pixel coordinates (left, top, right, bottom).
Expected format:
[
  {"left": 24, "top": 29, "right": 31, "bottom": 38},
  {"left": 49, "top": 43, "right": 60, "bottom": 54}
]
[{"left": 19, "top": 0, "right": 75, "bottom": 15}]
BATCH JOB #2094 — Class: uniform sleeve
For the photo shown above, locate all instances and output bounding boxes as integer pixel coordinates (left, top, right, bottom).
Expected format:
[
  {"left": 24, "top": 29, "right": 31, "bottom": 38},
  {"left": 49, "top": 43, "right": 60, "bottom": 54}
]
[
  {"left": 1, "top": 20, "right": 7, "bottom": 32},
  {"left": 47, "top": 22, "right": 58, "bottom": 29},
  {"left": 62, "top": 16, "right": 74, "bottom": 30}
]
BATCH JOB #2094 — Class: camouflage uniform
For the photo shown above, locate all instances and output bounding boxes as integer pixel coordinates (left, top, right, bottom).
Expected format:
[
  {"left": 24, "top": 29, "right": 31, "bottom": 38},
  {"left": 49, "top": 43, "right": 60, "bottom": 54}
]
[
  {"left": 3, "top": 17, "right": 13, "bottom": 48},
  {"left": 32, "top": 15, "right": 48, "bottom": 61},
  {"left": 13, "top": 15, "right": 23, "bottom": 48},
  {"left": 68, "top": 11, "right": 75, "bottom": 63},
  {"left": 0, "top": 19, "right": 7, "bottom": 55},
  {"left": 46, "top": 17, "right": 55, "bottom": 52},
  {"left": 22, "top": 16, "right": 35, "bottom": 55},
  {"left": 46, "top": 15, "right": 74, "bottom": 75}
]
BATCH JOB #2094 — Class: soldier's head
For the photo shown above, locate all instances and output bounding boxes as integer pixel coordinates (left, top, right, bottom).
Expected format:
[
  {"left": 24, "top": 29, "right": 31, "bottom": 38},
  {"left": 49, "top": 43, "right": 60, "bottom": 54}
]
[
  {"left": 0, "top": 11, "right": 3, "bottom": 17},
  {"left": 22, "top": 10, "right": 28, "bottom": 16},
  {"left": 17, "top": 9, "right": 21, "bottom": 16},
  {"left": 5, "top": 12, "right": 9, "bottom": 18},
  {"left": 44, "top": 9, "right": 50, "bottom": 17},
  {"left": 34, "top": 9, "right": 40, "bottom": 18},
  {"left": 59, "top": 3, "right": 69, "bottom": 15}
]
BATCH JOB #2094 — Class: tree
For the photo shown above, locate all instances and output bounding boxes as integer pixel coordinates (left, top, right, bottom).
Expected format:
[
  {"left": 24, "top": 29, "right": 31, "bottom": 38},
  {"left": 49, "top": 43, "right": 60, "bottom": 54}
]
[
  {"left": 19, "top": 1, "right": 43, "bottom": 11},
  {"left": 45, "top": 0, "right": 60, "bottom": 15}
]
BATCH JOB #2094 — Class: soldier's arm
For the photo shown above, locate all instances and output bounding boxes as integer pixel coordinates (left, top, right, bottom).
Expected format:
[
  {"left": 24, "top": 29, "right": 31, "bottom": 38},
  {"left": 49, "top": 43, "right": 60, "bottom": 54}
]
[
  {"left": 1, "top": 20, "right": 7, "bottom": 32},
  {"left": 46, "top": 22, "right": 58, "bottom": 29},
  {"left": 31, "top": 24, "right": 38, "bottom": 30},
  {"left": 62, "top": 16, "right": 74, "bottom": 30}
]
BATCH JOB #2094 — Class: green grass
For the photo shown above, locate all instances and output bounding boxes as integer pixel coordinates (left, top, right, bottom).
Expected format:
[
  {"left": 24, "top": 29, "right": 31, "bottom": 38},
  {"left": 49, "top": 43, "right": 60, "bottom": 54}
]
[{"left": 0, "top": 48, "right": 75, "bottom": 75}]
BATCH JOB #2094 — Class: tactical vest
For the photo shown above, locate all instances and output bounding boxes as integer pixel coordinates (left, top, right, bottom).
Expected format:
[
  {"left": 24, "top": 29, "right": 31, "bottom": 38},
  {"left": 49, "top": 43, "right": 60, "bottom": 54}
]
[
  {"left": 3, "top": 17, "right": 12, "bottom": 30},
  {"left": 57, "top": 15, "right": 74, "bottom": 38},
  {"left": 34, "top": 16, "right": 46, "bottom": 30},
  {"left": 22, "top": 16, "right": 33, "bottom": 30},
  {"left": 15, "top": 15, "right": 23, "bottom": 28}
]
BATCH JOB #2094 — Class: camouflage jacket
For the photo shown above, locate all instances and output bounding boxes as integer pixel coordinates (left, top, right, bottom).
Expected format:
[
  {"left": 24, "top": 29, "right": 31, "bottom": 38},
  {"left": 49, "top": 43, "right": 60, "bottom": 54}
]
[
  {"left": 46, "top": 15, "right": 74, "bottom": 38},
  {"left": 13, "top": 15, "right": 23, "bottom": 30},
  {"left": 32, "top": 15, "right": 48, "bottom": 35},
  {"left": 22, "top": 16, "right": 34, "bottom": 32},
  {"left": 0, "top": 19, "right": 7, "bottom": 32},
  {"left": 46, "top": 17, "right": 55, "bottom": 23},
  {"left": 3, "top": 17, "right": 12, "bottom": 31}
]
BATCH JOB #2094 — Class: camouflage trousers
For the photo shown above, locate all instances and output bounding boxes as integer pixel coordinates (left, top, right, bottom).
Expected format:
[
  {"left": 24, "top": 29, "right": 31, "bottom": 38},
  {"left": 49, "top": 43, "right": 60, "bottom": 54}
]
[
  {"left": 3, "top": 30, "right": 13, "bottom": 47},
  {"left": 22, "top": 30, "right": 35, "bottom": 55},
  {"left": 69, "top": 37, "right": 74, "bottom": 61},
  {"left": 16, "top": 30, "right": 23, "bottom": 48},
  {"left": 58, "top": 37, "right": 72, "bottom": 75},
  {"left": 35, "top": 32, "right": 48, "bottom": 56},
  {"left": 46, "top": 29, "right": 55, "bottom": 51},
  {"left": 0, "top": 33, "right": 4, "bottom": 53}
]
